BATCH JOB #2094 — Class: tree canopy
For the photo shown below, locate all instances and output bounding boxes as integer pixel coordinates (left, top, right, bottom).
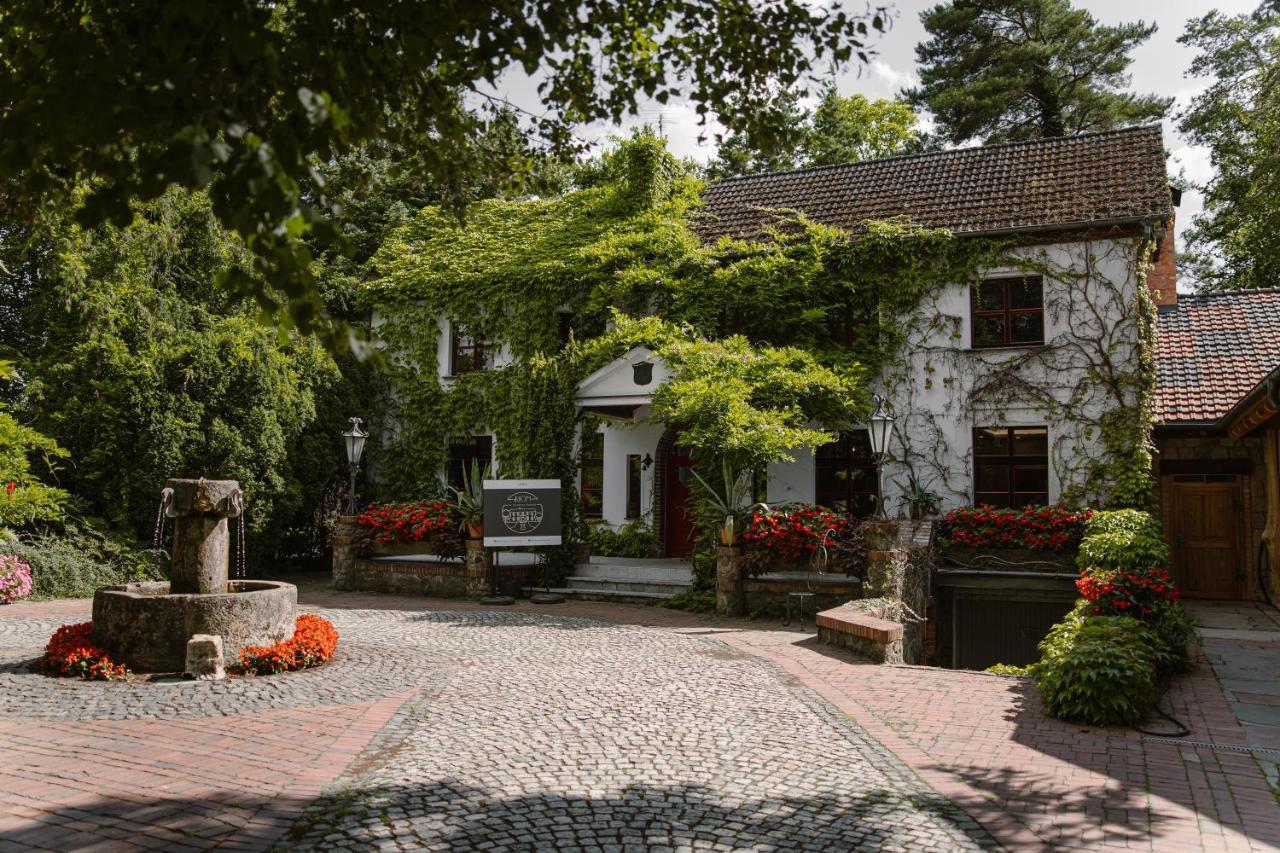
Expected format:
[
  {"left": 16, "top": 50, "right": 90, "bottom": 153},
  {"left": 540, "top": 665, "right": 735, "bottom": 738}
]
[
  {"left": 1178, "top": 0, "right": 1280, "bottom": 291},
  {"left": 706, "top": 88, "right": 921, "bottom": 180},
  {"left": 2, "top": 190, "right": 364, "bottom": 558},
  {"left": 905, "top": 0, "right": 1170, "bottom": 144},
  {"left": 0, "top": 1, "right": 886, "bottom": 336}
]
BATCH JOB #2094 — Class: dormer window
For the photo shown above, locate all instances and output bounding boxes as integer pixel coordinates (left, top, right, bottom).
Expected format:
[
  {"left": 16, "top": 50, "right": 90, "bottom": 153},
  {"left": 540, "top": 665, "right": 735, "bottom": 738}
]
[
  {"left": 450, "top": 323, "right": 492, "bottom": 375},
  {"left": 972, "top": 276, "right": 1044, "bottom": 348}
]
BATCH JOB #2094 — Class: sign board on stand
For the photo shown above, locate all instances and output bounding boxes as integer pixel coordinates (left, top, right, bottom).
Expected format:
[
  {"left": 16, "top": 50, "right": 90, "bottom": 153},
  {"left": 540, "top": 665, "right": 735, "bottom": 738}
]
[{"left": 482, "top": 479, "right": 562, "bottom": 547}]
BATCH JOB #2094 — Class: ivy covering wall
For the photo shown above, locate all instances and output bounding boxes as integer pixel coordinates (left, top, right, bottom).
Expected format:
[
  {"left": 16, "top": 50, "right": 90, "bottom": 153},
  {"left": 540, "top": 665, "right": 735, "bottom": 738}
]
[{"left": 365, "top": 134, "right": 1159, "bottom": 561}]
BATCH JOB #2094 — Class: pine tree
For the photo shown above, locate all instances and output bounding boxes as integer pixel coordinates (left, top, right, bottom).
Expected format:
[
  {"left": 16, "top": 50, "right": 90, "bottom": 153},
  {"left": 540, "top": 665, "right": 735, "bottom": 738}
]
[
  {"left": 906, "top": 0, "right": 1171, "bottom": 145},
  {"left": 1178, "top": 1, "right": 1280, "bottom": 291}
]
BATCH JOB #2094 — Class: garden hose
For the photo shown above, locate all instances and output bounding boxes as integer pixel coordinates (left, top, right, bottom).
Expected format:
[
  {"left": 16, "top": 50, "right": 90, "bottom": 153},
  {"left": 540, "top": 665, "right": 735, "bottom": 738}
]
[{"left": 1136, "top": 695, "right": 1191, "bottom": 739}]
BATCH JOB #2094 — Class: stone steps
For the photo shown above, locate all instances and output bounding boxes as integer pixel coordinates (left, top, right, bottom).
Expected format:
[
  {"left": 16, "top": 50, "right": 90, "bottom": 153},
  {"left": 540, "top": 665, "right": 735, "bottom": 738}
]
[
  {"left": 523, "top": 556, "right": 695, "bottom": 604},
  {"left": 523, "top": 586, "right": 680, "bottom": 604},
  {"left": 561, "top": 576, "right": 690, "bottom": 595},
  {"left": 573, "top": 558, "right": 695, "bottom": 584}
]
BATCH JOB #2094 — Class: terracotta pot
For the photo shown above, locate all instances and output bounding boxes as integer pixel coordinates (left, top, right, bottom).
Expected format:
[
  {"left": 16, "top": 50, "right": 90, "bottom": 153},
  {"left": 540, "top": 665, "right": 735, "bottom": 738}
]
[
  {"left": 719, "top": 528, "right": 737, "bottom": 546},
  {"left": 466, "top": 522, "right": 483, "bottom": 540}
]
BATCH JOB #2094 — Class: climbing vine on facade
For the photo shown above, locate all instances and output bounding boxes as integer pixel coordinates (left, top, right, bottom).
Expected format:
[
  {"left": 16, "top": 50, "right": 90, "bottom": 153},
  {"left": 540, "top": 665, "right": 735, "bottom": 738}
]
[{"left": 365, "top": 133, "right": 1159, "bottom": 557}]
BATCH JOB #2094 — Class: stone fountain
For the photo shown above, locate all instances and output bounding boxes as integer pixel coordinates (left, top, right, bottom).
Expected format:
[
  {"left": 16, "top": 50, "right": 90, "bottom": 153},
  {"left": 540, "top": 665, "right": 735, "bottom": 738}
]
[{"left": 92, "top": 478, "right": 297, "bottom": 672}]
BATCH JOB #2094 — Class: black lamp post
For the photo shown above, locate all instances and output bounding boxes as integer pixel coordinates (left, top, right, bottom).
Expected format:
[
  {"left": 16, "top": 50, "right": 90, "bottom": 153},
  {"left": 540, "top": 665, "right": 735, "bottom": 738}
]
[
  {"left": 867, "top": 395, "right": 895, "bottom": 520},
  {"left": 342, "top": 417, "right": 368, "bottom": 515}
]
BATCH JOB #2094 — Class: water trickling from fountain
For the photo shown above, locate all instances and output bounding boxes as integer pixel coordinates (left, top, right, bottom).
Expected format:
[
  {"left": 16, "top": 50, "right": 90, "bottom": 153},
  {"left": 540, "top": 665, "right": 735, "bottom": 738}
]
[
  {"left": 235, "top": 509, "right": 247, "bottom": 580},
  {"left": 153, "top": 487, "right": 174, "bottom": 552}
]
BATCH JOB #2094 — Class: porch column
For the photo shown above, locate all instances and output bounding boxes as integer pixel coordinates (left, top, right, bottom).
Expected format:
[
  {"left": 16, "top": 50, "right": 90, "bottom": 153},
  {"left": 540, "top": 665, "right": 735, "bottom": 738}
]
[
  {"left": 715, "top": 545, "right": 744, "bottom": 616},
  {"left": 465, "top": 540, "right": 491, "bottom": 598}
]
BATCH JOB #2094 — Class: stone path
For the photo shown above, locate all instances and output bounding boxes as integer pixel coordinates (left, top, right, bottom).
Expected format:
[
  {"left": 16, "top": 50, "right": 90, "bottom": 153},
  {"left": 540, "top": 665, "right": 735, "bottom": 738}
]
[
  {"left": 1187, "top": 601, "right": 1280, "bottom": 795},
  {"left": 3, "top": 580, "right": 1280, "bottom": 851}
]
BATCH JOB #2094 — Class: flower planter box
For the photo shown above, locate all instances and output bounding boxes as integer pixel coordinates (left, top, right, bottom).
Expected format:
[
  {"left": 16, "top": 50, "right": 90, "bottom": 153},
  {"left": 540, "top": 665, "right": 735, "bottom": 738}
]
[
  {"left": 367, "top": 540, "right": 445, "bottom": 558},
  {"left": 938, "top": 545, "right": 1077, "bottom": 574}
]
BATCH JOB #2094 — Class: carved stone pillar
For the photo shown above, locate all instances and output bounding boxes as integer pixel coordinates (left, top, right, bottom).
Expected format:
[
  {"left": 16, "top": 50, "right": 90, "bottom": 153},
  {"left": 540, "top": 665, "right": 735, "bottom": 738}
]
[
  {"left": 465, "top": 540, "right": 491, "bottom": 598},
  {"left": 331, "top": 515, "right": 363, "bottom": 591},
  {"left": 715, "top": 545, "right": 744, "bottom": 616},
  {"left": 164, "top": 478, "right": 242, "bottom": 594}
]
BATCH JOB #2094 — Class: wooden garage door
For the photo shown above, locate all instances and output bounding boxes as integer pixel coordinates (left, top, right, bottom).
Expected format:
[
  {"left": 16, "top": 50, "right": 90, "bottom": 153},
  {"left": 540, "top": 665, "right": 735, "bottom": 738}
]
[
  {"left": 954, "top": 595, "right": 1075, "bottom": 670},
  {"left": 1168, "top": 477, "right": 1243, "bottom": 600}
]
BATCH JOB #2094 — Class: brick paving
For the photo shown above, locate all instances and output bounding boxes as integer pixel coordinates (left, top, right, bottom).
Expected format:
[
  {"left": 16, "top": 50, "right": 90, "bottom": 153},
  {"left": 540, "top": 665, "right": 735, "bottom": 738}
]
[{"left": 2, "top": 579, "right": 1279, "bottom": 851}]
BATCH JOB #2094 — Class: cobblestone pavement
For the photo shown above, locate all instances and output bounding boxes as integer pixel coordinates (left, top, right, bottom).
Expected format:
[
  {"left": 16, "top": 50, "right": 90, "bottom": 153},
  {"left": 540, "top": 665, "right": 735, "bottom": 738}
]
[
  {"left": 0, "top": 594, "right": 992, "bottom": 852},
  {"left": 6, "top": 583, "right": 1280, "bottom": 852}
]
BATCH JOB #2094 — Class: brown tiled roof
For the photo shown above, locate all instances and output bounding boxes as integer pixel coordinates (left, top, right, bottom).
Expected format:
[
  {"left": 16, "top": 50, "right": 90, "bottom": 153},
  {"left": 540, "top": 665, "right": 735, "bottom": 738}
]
[
  {"left": 1155, "top": 289, "right": 1280, "bottom": 424},
  {"left": 697, "top": 124, "right": 1173, "bottom": 240}
]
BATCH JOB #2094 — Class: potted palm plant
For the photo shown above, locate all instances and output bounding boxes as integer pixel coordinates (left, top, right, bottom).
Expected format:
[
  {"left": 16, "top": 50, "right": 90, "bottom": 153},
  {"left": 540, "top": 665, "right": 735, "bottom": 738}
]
[
  {"left": 899, "top": 474, "right": 942, "bottom": 521},
  {"left": 448, "top": 459, "right": 489, "bottom": 539},
  {"left": 689, "top": 458, "right": 754, "bottom": 546}
]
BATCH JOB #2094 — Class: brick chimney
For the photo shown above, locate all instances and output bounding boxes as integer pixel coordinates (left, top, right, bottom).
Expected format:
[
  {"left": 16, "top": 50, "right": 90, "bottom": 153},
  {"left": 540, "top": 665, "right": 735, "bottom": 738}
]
[{"left": 1147, "top": 211, "right": 1177, "bottom": 307}]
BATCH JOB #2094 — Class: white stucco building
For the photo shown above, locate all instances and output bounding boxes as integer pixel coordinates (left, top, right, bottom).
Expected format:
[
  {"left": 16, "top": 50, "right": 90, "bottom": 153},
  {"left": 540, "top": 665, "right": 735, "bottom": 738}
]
[{"left": 414, "top": 126, "right": 1178, "bottom": 558}]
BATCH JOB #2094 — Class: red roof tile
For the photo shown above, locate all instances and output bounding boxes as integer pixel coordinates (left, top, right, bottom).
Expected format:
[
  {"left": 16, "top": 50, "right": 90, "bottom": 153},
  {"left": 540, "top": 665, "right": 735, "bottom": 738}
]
[
  {"left": 1155, "top": 289, "right": 1280, "bottom": 424},
  {"left": 697, "top": 125, "right": 1173, "bottom": 240}
]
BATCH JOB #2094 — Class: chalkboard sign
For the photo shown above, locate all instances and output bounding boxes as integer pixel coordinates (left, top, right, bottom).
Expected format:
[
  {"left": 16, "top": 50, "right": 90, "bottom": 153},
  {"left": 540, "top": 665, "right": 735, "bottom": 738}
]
[{"left": 482, "top": 479, "right": 563, "bottom": 546}]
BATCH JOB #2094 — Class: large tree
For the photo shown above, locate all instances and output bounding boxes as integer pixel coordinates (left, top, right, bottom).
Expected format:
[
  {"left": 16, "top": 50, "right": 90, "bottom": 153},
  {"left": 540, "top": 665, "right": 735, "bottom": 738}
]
[
  {"left": 905, "top": 0, "right": 1170, "bottom": 145},
  {"left": 1178, "top": 1, "right": 1280, "bottom": 292},
  {"left": 0, "top": 1, "right": 886, "bottom": 334},
  {"left": 705, "top": 88, "right": 921, "bottom": 180},
  {"left": 2, "top": 190, "right": 361, "bottom": 560}
]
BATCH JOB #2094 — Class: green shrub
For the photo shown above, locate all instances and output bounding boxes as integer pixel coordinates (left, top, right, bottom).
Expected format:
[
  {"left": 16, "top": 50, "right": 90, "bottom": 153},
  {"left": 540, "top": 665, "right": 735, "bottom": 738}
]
[
  {"left": 1148, "top": 599, "right": 1196, "bottom": 677},
  {"left": 587, "top": 519, "right": 657, "bottom": 558},
  {"left": 1084, "top": 509, "right": 1163, "bottom": 540},
  {"left": 1077, "top": 530, "right": 1169, "bottom": 572},
  {"left": 1034, "top": 607, "right": 1157, "bottom": 726},
  {"left": 655, "top": 587, "right": 716, "bottom": 612},
  {"left": 986, "top": 662, "right": 1032, "bottom": 676},
  {"left": 5, "top": 523, "right": 162, "bottom": 599}
]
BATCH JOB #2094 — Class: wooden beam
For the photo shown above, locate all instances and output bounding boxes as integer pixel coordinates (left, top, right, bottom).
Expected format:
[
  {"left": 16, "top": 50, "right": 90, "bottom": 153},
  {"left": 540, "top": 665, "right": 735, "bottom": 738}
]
[
  {"left": 1228, "top": 397, "right": 1279, "bottom": 439},
  {"left": 1264, "top": 426, "right": 1280, "bottom": 600}
]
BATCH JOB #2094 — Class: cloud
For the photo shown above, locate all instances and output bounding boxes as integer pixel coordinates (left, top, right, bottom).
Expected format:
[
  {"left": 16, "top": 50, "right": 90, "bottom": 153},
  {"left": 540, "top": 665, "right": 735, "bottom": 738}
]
[{"left": 869, "top": 59, "right": 918, "bottom": 92}]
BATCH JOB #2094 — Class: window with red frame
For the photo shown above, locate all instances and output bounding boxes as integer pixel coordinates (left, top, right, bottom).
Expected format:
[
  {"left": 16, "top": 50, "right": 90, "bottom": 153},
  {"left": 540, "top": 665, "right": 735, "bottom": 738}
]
[
  {"left": 449, "top": 323, "right": 493, "bottom": 375},
  {"left": 580, "top": 430, "right": 604, "bottom": 519},
  {"left": 971, "top": 276, "right": 1044, "bottom": 348},
  {"left": 815, "top": 430, "right": 879, "bottom": 517},
  {"left": 973, "top": 426, "right": 1049, "bottom": 507}
]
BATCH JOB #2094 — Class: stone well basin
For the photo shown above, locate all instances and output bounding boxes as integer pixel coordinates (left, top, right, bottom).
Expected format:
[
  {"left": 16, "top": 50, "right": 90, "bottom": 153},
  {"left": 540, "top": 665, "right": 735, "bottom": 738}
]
[{"left": 92, "top": 580, "right": 297, "bottom": 672}]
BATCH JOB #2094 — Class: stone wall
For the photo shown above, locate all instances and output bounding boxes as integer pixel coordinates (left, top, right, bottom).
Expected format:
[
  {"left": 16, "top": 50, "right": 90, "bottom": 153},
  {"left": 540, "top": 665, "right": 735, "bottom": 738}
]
[{"left": 333, "top": 518, "right": 526, "bottom": 599}]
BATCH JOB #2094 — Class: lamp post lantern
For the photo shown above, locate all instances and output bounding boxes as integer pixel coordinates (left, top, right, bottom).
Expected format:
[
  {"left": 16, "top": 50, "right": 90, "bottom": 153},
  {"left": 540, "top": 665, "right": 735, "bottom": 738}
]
[
  {"left": 867, "top": 395, "right": 895, "bottom": 520},
  {"left": 342, "top": 417, "right": 368, "bottom": 515}
]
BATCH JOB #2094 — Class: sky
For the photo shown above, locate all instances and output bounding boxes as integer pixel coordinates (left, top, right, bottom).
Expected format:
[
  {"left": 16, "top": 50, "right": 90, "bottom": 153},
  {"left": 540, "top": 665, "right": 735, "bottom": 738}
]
[{"left": 534, "top": 0, "right": 1261, "bottom": 254}]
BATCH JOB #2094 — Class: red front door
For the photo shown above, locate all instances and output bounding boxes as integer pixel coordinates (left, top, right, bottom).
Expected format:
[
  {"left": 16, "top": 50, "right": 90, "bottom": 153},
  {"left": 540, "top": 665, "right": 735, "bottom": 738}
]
[{"left": 664, "top": 443, "right": 696, "bottom": 557}]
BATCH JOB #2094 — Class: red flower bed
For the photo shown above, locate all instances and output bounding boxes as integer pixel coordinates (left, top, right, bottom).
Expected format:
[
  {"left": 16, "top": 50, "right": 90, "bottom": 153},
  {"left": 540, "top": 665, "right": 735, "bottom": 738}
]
[
  {"left": 1077, "top": 567, "right": 1180, "bottom": 618},
  {"left": 41, "top": 622, "right": 128, "bottom": 681},
  {"left": 741, "top": 503, "right": 853, "bottom": 564},
  {"left": 357, "top": 499, "right": 457, "bottom": 544},
  {"left": 939, "top": 504, "right": 1092, "bottom": 551},
  {"left": 237, "top": 614, "right": 339, "bottom": 675}
]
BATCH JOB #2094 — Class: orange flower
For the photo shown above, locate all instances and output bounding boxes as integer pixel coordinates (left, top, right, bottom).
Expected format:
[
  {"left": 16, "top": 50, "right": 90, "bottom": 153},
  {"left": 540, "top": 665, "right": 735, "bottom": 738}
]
[{"left": 236, "top": 614, "right": 339, "bottom": 675}]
